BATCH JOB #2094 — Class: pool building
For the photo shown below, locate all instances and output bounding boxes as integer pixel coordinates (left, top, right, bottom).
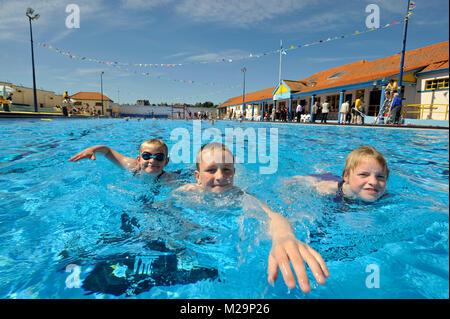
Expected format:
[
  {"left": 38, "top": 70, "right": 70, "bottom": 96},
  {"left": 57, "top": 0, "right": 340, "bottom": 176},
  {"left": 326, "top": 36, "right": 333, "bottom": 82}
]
[{"left": 218, "top": 41, "right": 449, "bottom": 125}]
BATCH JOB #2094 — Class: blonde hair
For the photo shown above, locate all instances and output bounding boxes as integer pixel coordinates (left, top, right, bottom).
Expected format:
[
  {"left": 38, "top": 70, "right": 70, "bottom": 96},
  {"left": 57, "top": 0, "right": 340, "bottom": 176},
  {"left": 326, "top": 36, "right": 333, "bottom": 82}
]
[
  {"left": 139, "top": 139, "right": 168, "bottom": 156},
  {"left": 196, "top": 142, "right": 234, "bottom": 171},
  {"left": 343, "top": 146, "right": 389, "bottom": 179}
]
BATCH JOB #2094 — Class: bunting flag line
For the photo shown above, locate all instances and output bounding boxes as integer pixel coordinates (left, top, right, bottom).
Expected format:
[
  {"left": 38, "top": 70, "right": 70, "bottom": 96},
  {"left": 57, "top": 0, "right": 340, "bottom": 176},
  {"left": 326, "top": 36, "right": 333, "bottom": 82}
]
[
  {"left": 36, "top": 41, "right": 242, "bottom": 88},
  {"left": 37, "top": 7, "right": 415, "bottom": 71}
]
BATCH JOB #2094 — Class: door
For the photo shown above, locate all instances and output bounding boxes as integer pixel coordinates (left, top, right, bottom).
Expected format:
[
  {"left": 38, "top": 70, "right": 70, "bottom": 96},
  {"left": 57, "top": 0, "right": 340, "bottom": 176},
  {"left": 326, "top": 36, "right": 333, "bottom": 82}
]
[{"left": 368, "top": 90, "right": 381, "bottom": 116}]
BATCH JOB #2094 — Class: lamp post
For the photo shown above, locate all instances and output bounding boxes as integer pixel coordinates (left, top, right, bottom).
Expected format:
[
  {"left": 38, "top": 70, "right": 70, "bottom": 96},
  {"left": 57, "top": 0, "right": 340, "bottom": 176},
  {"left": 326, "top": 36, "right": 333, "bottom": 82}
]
[
  {"left": 26, "top": 8, "right": 39, "bottom": 113},
  {"left": 241, "top": 67, "right": 246, "bottom": 118},
  {"left": 397, "top": 0, "right": 411, "bottom": 99},
  {"left": 100, "top": 71, "right": 104, "bottom": 116}
]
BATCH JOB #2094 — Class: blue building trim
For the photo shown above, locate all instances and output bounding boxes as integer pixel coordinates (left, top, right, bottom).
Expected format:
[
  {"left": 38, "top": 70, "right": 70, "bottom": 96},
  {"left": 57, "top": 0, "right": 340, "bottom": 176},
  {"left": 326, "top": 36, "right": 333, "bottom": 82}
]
[
  {"left": 310, "top": 95, "right": 316, "bottom": 123},
  {"left": 338, "top": 91, "right": 344, "bottom": 123},
  {"left": 291, "top": 80, "right": 377, "bottom": 98},
  {"left": 416, "top": 67, "right": 449, "bottom": 77}
]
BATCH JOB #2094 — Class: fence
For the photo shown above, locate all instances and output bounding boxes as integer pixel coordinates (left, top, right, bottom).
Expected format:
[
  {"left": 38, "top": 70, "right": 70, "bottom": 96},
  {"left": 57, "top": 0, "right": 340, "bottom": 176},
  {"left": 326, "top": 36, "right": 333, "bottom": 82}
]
[{"left": 402, "top": 104, "right": 449, "bottom": 121}]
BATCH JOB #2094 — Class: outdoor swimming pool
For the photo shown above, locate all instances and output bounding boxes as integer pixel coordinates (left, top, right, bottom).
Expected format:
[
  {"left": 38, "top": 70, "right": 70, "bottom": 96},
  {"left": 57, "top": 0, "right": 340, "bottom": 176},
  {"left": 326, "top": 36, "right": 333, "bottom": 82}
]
[{"left": 0, "top": 118, "right": 448, "bottom": 299}]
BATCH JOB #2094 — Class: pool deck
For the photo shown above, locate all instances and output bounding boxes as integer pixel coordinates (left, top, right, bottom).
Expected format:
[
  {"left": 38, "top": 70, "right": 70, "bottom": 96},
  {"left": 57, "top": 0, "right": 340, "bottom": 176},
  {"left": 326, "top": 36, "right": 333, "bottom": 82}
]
[
  {"left": 0, "top": 111, "right": 97, "bottom": 119},
  {"left": 226, "top": 119, "right": 449, "bottom": 130},
  {"left": 268, "top": 121, "right": 449, "bottom": 130},
  {"left": 1, "top": 111, "right": 448, "bottom": 130}
]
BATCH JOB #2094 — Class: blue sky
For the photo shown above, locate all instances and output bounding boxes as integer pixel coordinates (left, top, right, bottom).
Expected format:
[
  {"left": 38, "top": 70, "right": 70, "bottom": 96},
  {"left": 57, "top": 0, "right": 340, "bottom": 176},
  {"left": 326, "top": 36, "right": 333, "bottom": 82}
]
[{"left": 0, "top": 0, "right": 448, "bottom": 105}]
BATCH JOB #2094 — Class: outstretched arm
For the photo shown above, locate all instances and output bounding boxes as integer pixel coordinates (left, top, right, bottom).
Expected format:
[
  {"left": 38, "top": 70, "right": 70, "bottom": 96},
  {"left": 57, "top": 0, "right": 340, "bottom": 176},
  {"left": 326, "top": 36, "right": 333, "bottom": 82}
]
[
  {"left": 249, "top": 194, "right": 329, "bottom": 293},
  {"left": 69, "top": 145, "right": 138, "bottom": 170},
  {"left": 291, "top": 175, "right": 337, "bottom": 195}
]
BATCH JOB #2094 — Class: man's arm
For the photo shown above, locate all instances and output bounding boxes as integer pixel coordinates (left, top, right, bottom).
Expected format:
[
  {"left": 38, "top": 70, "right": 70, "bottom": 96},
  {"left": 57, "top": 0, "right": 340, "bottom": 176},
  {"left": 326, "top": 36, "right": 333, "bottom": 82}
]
[
  {"left": 248, "top": 194, "right": 329, "bottom": 293},
  {"left": 69, "top": 145, "right": 138, "bottom": 170}
]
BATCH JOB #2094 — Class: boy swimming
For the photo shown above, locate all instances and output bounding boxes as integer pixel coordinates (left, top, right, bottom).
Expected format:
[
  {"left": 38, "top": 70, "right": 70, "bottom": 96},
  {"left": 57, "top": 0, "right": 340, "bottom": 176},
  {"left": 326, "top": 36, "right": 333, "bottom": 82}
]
[
  {"left": 293, "top": 146, "right": 389, "bottom": 202},
  {"left": 174, "top": 142, "right": 330, "bottom": 293},
  {"left": 69, "top": 139, "right": 176, "bottom": 181}
]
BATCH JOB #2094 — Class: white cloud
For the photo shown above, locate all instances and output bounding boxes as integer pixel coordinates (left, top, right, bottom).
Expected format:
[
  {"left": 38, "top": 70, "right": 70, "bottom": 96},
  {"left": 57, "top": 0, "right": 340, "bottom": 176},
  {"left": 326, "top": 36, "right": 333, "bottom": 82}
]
[
  {"left": 174, "top": 0, "right": 314, "bottom": 27},
  {"left": 367, "top": 0, "right": 405, "bottom": 14},
  {"left": 306, "top": 55, "right": 381, "bottom": 63},
  {"left": 120, "top": 0, "right": 174, "bottom": 9},
  {"left": 165, "top": 51, "right": 192, "bottom": 59},
  {"left": 276, "top": 12, "right": 346, "bottom": 33},
  {"left": 74, "top": 67, "right": 105, "bottom": 76},
  {"left": 48, "top": 28, "right": 75, "bottom": 43},
  {"left": 0, "top": 0, "right": 116, "bottom": 41},
  {"left": 185, "top": 49, "right": 250, "bottom": 62}
]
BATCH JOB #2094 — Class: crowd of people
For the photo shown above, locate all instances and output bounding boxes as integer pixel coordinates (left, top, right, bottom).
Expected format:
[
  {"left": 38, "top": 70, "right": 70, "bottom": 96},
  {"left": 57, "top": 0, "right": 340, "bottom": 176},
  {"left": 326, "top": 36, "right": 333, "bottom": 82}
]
[
  {"left": 230, "top": 81, "right": 404, "bottom": 126},
  {"left": 244, "top": 98, "right": 368, "bottom": 125},
  {"left": 0, "top": 92, "right": 13, "bottom": 112}
]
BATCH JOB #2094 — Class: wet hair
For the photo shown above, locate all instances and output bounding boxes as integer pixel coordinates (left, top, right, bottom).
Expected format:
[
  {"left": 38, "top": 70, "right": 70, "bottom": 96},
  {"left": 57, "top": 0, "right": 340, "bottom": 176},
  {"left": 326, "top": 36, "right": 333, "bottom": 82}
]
[
  {"left": 343, "top": 146, "right": 389, "bottom": 179},
  {"left": 196, "top": 142, "right": 235, "bottom": 171},
  {"left": 139, "top": 139, "right": 168, "bottom": 156}
]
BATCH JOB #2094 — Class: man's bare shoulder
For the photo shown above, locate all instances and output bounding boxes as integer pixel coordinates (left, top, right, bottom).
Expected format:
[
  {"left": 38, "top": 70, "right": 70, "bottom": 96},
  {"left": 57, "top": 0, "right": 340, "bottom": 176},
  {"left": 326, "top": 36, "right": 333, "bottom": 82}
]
[
  {"left": 292, "top": 175, "right": 318, "bottom": 184},
  {"left": 121, "top": 157, "right": 139, "bottom": 171},
  {"left": 291, "top": 175, "right": 338, "bottom": 195},
  {"left": 314, "top": 180, "right": 338, "bottom": 195},
  {"left": 174, "top": 183, "right": 202, "bottom": 192}
]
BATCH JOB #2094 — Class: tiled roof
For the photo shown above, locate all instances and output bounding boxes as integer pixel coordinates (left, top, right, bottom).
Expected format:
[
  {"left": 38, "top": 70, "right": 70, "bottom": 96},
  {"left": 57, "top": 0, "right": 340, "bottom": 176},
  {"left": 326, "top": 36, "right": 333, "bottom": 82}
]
[
  {"left": 219, "top": 87, "right": 275, "bottom": 108},
  {"left": 69, "top": 92, "right": 113, "bottom": 101},
  {"left": 418, "top": 60, "right": 449, "bottom": 73},
  {"left": 219, "top": 41, "right": 449, "bottom": 107},
  {"left": 283, "top": 80, "right": 310, "bottom": 92}
]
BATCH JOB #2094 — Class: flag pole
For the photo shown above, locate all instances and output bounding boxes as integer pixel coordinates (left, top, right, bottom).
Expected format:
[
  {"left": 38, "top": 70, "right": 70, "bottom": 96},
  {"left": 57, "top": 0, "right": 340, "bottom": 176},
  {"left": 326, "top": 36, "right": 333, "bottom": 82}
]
[{"left": 278, "top": 39, "right": 282, "bottom": 85}]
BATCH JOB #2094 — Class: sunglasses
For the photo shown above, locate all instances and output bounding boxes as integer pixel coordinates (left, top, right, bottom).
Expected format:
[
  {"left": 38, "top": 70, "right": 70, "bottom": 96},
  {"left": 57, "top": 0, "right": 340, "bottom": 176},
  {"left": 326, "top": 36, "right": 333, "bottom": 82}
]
[{"left": 140, "top": 152, "right": 167, "bottom": 161}]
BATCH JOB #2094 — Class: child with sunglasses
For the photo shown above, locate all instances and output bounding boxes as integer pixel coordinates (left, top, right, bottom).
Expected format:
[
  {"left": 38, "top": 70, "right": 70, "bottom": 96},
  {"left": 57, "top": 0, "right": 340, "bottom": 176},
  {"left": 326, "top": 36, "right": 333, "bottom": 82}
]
[
  {"left": 69, "top": 139, "right": 175, "bottom": 180},
  {"left": 173, "top": 142, "right": 329, "bottom": 293}
]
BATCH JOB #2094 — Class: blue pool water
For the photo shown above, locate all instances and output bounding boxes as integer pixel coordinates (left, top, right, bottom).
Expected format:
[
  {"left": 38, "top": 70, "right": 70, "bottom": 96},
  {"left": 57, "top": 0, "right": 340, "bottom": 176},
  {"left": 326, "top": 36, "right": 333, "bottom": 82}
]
[{"left": 0, "top": 118, "right": 448, "bottom": 299}]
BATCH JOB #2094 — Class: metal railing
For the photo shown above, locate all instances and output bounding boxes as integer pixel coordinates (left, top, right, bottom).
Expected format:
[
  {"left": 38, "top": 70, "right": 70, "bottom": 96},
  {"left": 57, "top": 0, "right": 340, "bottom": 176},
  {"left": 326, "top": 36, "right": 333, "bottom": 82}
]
[
  {"left": 372, "top": 104, "right": 449, "bottom": 121},
  {"left": 402, "top": 104, "right": 449, "bottom": 121}
]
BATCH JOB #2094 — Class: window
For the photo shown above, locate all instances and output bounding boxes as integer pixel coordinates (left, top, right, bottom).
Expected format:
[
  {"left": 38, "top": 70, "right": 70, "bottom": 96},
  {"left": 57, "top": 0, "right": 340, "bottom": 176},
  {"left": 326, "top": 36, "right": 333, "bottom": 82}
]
[
  {"left": 326, "top": 94, "right": 340, "bottom": 111},
  {"left": 327, "top": 71, "right": 346, "bottom": 80},
  {"left": 425, "top": 78, "right": 449, "bottom": 90}
]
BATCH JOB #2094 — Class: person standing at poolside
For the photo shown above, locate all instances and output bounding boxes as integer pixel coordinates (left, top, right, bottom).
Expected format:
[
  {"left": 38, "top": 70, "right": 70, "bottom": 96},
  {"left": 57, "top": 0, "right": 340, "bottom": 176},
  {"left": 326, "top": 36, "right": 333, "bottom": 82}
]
[
  {"left": 389, "top": 93, "right": 403, "bottom": 125},
  {"left": 312, "top": 101, "right": 319, "bottom": 123},
  {"left": 339, "top": 100, "right": 350, "bottom": 124},
  {"left": 320, "top": 101, "right": 329, "bottom": 124},
  {"left": 296, "top": 102, "right": 303, "bottom": 123},
  {"left": 354, "top": 97, "right": 364, "bottom": 124},
  {"left": 271, "top": 106, "right": 276, "bottom": 122},
  {"left": 275, "top": 107, "right": 281, "bottom": 121}
]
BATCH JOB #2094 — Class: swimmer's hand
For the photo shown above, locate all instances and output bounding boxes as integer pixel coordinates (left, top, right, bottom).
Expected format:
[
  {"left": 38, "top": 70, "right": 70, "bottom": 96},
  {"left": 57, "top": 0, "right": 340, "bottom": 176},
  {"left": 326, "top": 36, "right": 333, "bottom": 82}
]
[
  {"left": 69, "top": 147, "right": 97, "bottom": 161},
  {"left": 268, "top": 236, "right": 329, "bottom": 293},
  {"left": 249, "top": 194, "right": 330, "bottom": 293}
]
